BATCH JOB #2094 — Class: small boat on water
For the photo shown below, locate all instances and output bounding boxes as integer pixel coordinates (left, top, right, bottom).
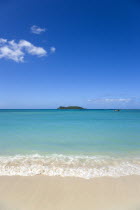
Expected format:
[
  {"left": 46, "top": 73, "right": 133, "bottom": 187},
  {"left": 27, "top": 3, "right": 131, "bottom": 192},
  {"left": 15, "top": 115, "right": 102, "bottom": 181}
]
[{"left": 114, "top": 109, "right": 120, "bottom": 111}]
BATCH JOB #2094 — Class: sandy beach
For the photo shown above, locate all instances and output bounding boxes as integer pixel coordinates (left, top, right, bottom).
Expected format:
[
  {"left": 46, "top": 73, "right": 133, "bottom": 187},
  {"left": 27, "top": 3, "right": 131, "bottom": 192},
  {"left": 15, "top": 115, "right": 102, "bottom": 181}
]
[{"left": 0, "top": 175, "right": 140, "bottom": 210}]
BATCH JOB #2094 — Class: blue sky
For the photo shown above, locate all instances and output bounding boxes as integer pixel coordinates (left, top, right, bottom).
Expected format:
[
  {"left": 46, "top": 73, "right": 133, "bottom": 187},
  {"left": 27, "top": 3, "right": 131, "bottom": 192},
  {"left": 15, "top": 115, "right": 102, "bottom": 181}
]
[{"left": 0, "top": 0, "right": 140, "bottom": 109}]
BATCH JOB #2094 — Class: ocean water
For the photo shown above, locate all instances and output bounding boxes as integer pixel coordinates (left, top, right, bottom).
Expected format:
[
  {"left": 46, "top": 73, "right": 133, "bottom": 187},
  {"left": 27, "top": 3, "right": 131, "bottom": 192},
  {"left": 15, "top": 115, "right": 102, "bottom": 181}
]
[{"left": 0, "top": 109, "right": 140, "bottom": 178}]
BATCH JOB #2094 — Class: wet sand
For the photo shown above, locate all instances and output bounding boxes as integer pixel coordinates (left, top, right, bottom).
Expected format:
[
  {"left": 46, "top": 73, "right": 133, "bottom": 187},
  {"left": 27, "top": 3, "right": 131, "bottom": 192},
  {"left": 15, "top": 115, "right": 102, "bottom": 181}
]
[{"left": 0, "top": 175, "right": 140, "bottom": 210}]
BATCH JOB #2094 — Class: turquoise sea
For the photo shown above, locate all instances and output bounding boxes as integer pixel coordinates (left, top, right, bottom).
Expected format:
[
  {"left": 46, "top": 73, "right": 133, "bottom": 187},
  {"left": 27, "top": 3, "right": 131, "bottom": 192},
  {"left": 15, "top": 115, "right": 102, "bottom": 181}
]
[{"left": 0, "top": 109, "right": 140, "bottom": 178}]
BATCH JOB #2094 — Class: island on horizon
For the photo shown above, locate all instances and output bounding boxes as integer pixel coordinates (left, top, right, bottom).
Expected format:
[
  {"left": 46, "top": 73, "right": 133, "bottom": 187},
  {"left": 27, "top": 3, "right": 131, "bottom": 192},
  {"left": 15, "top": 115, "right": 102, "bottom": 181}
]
[{"left": 57, "top": 106, "right": 85, "bottom": 109}]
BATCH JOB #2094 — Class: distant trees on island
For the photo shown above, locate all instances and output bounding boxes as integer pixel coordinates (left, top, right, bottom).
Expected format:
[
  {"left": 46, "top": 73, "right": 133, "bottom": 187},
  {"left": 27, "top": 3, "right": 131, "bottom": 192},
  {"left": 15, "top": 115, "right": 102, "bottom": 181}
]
[
  {"left": 57, "top": 106, "right": 85, "bottom": 109},
  {"left": 57, "top": 107, "right": 121, "bottom": 110}
]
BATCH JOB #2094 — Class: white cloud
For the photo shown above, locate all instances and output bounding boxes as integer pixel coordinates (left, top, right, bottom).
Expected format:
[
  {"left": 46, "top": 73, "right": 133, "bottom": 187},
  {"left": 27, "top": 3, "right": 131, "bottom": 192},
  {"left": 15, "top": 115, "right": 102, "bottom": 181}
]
[
  {"left": 50, "top": 46, "right": 56, "bottom": 53},
  {"left": 0, "top": 39, "right": 47, "bottom": 62},
  {"left": 31, "top": 25, "right": 46, "bottom": 34},
  {"left": 104, "top": 98, "right": 131, "bottom": 102},
  {"left": 88, "top": 98, "right": 132, "bottom": 103},
  {"left": 0, "top": 38, "right": 7, "bottom": 44}
]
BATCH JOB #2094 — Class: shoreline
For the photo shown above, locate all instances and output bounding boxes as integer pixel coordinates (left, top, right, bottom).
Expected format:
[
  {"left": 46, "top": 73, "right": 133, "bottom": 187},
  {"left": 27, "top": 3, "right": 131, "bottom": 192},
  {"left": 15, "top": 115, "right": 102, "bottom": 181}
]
[
  {"left": 0, "top": 175, "right": 140, "bottom": 210},
  {"left": 0, "top": 153, "right": 140, "bottom": 177}
]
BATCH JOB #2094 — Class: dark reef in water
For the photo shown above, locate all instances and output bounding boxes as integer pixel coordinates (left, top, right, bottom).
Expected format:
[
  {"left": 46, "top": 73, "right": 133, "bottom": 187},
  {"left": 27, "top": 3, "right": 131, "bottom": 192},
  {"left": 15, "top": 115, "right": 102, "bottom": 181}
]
[{"left": 57, "top": 106, "right": 85, "bottom": 109}]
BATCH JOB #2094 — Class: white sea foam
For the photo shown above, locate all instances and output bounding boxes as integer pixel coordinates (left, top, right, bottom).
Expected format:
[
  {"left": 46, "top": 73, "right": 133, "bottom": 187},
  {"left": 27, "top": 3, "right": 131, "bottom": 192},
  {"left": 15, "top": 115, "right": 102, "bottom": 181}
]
[{"left": 0, "top": 154, "right": 140, "bottom": 178}]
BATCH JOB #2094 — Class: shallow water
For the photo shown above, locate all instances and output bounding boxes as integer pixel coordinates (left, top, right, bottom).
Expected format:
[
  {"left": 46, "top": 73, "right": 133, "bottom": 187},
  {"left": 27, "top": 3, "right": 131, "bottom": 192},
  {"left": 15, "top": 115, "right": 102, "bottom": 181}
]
[{"left": 0, "top": 109, "right": 140, "bottom": 178}]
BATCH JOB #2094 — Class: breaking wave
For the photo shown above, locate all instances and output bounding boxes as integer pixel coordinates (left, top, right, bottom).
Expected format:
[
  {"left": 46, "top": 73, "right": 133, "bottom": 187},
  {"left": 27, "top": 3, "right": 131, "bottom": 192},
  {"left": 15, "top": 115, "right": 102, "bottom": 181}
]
[{"left": 0, "top": 154, "right": 140, "bottom": 179}]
